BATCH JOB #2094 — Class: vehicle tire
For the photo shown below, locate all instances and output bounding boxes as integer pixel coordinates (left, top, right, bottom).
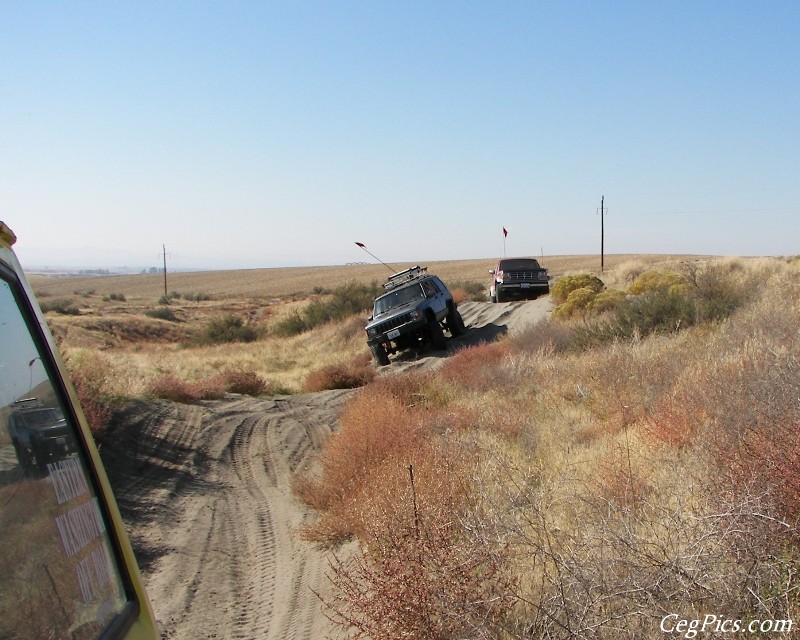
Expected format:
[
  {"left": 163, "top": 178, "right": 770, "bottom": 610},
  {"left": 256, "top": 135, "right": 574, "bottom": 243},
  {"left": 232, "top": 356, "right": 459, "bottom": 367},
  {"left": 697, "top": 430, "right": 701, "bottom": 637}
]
[
  {"left": 447, "top": 306, "right": 466, "bottom": 336},
  {"left": 13, "top": 442, "right": 35, "bottom": 476},
  {"left": 370, "top": 343, "right": 390, "bottom": 366},
  {"left": 495, "top": 287, "right": 504, "bottom": 303},
  {"left": 427, "top": 316, "right": 446, "bottom": 350}
]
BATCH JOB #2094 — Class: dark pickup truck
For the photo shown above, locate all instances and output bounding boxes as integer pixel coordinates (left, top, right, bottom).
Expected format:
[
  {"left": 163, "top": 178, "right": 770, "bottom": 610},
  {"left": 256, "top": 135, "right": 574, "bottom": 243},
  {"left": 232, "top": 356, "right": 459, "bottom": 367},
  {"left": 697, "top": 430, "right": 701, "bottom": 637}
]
[
  {"left": 365, "top": 266, "right": 466, "bottom": 365},
  {"left": 489, "top": 257, "right": 550, "bottom": 302}
]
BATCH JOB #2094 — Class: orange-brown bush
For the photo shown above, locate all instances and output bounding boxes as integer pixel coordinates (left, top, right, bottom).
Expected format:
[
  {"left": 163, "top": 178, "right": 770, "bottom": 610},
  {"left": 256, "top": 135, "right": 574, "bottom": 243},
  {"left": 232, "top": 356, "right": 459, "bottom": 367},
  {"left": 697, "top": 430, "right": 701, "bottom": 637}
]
[
  {"left": 302, "top": 354, "right": 375, "bottom": 392},
  {"left": 148, "top": 374, "right": 226, "bottom": 403},
  {"left": 322, "top": 456, "right": 515, "bottom": 639},
  {"left": 438, "top": 341, "right": 511, "bottom": 391},
  {"left": 64, "top": 352, "right": 113, "bottom": 438},
  {"left": 222, "top": 369, "right": 270, "bottom": 396},
  {"left": 295, "top": 385, "right": 427, "bottom": 544}
]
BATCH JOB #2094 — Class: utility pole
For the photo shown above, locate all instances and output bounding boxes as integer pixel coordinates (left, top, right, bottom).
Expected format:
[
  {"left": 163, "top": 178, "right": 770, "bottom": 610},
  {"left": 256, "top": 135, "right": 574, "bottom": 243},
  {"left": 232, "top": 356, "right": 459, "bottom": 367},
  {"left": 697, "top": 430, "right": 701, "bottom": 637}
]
[
  {"left": 599, "top": 196, "right": 605, "bottom": 273},
  {"left": 162, "top": 245, "right": 168, "bottom": 297}
]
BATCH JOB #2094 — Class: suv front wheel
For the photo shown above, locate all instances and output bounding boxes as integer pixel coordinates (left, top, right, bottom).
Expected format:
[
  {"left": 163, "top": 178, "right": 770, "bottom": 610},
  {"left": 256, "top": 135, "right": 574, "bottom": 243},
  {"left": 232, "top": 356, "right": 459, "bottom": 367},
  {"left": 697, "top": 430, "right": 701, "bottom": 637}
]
[
  {"left": 370, "top": 342, "right": 390, "bottom": 366},
  {"left": 427, "top": 315, "right": 446, "bottom": 350}
]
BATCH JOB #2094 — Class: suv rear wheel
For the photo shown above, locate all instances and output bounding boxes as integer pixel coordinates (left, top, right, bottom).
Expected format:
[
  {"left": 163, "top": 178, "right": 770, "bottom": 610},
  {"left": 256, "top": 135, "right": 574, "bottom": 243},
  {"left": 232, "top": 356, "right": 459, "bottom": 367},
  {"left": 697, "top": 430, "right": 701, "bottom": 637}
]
[{"left": 447, "top": 306, "right": 466, "bottom": 336}]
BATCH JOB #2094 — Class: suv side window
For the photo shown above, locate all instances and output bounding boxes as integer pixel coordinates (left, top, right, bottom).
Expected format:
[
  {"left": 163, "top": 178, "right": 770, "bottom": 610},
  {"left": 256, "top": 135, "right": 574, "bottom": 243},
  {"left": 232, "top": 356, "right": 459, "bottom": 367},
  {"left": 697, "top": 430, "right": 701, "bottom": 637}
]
[
  {"left": 0, "top": 275, "right": 133, "bottom": 639},
  {"left": 422, "top": 280, "right": 437, "bottom": 298}
]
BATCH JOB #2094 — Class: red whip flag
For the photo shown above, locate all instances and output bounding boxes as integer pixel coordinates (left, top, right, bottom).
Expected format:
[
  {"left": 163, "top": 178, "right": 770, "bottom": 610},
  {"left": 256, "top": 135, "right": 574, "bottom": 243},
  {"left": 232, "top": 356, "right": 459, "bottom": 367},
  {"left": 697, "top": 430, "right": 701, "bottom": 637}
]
[
  {"left": 355, "top": 241, "right": 366, "bottom": 248},
  {"left": 502, "top": 227, "right": 508, "bottom": 238}
]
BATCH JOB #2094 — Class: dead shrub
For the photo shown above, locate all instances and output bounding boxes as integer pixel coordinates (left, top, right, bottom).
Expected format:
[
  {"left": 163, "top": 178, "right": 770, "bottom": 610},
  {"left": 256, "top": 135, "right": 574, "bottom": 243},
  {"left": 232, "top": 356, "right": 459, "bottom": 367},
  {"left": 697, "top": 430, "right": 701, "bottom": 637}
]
[
  {"left": 615, "top": 259, "right": 645, "bottom": 285},
  {"left": 323, "top": 460, "right": 515, "bottom": 639},
  {"left": 438, "top": 341, "right": 510, "bottom": 391},
  {"left": 64, "top": 351, "right": 115, "bottom": 438},
  {"left": 222, "top": 369, "right": 270, "bottom": 396},
  {"left": 69, "top": 366, "right": 112, "bottom": 438},
  {"left": 645, "top": 399, "right": 700, "bottom": 449},
  {"left": 510, "top": 319, "right": 575, "bottom": 354},
  {"left": 149, "top": 374, "right": 225, "bottom": 403},
  {"left": 295, "top": 386, "right": 426, "bottom": 544},
  {"left": 368, "top": 370, "right": 448, "bottom": 409},
  {"left": 302, "top": 356, "right": 376, "bottom": 392}
]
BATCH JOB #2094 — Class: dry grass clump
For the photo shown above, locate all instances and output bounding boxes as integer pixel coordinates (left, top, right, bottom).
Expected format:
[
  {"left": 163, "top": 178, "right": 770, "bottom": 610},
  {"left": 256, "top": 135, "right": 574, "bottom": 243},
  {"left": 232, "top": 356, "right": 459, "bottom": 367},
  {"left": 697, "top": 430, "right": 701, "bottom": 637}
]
[{"left": 297, "top": 257, "right": 800, "bottom": 638}]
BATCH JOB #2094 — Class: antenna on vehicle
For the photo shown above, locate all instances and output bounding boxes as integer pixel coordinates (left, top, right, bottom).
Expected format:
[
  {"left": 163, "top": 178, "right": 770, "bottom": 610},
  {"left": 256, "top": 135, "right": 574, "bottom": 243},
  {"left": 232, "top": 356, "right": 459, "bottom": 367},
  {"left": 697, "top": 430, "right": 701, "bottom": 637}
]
[{"left": 354, "top": 242, "right": 396, "bottom": 273}]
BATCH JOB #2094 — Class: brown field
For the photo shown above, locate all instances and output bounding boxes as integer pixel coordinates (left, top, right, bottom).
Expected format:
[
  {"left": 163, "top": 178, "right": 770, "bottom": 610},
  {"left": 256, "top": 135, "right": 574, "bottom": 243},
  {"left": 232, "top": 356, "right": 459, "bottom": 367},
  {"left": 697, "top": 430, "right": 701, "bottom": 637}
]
[{"left": 29, "top": 254, "right": 697, "bottom": 301}]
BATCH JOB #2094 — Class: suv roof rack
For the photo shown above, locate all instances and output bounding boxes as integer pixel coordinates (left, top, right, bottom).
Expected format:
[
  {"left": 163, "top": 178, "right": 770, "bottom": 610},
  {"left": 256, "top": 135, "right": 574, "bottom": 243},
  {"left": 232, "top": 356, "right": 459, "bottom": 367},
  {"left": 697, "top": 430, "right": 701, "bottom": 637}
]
[
  {"left": 13, "top": 397, "right": 45, "bottom": 409},
  {"left": 383, "top": 265, "right": 428, "bottom": 290}
]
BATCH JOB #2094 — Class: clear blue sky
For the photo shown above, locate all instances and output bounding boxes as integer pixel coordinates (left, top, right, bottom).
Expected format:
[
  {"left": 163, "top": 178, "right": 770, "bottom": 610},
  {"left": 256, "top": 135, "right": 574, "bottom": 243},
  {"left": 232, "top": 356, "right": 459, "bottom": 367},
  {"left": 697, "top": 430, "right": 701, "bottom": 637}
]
[{"left": 3, "top": 1, "right": 799, "bottom": 270}]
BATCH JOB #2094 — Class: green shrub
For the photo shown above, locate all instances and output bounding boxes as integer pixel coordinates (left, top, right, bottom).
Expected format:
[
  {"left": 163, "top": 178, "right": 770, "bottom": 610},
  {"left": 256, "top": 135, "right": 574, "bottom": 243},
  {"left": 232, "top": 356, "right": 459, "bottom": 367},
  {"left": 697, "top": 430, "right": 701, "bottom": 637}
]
[
  {"left": 553, "top": 286, "right": 599, "bottom": 319},
  {"left": 551, "top": 274, "right": 604, "bottom": 304},
  {"left": 590, "top": 288, "right": 627, "bottom": 314},
  {"left": 272, "top": 310, "right": 309, "bottom": 337},
  {"left": 628, "top": 269, "right": 685, "bottom": 295},
  {"left": 144, "top": 307, "right": 180, "bottom": 322},
  {"left": 273, "top": 281, "right": 380, "bottom": 337},
  {"left": 183, "top": 291, "right": 212, "bottom": 302},
  {"left": 449, "top": 280, "right": 487, "bottom": 302},
  {"left": 197, "top": 314, "right": 259, "bottom": 345},
  {"left": 683, "top": 262, "right": 751, "bottom": 323},
  {"left": 616, "top": 289, "right": 697, "bottom": 336},
  {"left": 39, "top": 298, "right": 80, "bottom": 315}
]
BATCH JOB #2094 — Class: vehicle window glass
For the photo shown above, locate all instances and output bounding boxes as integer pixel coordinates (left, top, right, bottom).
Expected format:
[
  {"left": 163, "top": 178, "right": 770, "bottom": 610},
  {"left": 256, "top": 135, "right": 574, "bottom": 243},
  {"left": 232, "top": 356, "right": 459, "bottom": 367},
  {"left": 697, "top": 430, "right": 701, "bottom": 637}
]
[
  {"left": 375, "top": 284, "right": 424, "bottom": 314},
  {"left": 500, "top": 259, "right": 540, "bottom": 271},
  {"left": 0, "top": 278, "right": 129, "bottom": 639}
]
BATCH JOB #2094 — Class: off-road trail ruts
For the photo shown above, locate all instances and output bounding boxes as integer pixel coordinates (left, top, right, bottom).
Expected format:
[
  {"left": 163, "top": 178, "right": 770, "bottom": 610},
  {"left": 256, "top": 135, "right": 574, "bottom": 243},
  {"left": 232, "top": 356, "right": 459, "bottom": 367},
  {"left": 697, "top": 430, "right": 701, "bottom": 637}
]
[
  {"left": 101, "top": 390, "right": 355, "bottom": 640},
  {"left": 99, "top": 298, "right": 551, "bottom": 639}
]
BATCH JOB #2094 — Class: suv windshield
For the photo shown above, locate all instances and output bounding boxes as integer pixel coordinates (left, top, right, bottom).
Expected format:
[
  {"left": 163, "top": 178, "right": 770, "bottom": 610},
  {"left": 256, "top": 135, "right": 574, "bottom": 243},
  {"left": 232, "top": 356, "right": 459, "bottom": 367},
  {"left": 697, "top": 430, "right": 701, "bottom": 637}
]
[
  {"left": 16, "top": 408, "right": 63, "bottom": 428},
  {"left": 374, "top": 284, "right": 425, "bottom": 315}
]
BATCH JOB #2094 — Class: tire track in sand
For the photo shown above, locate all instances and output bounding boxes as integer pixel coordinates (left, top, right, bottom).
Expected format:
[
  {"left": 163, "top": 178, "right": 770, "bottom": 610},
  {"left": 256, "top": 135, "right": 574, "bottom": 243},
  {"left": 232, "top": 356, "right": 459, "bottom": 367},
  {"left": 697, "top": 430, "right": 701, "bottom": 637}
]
[{"left": 102, "top": 390, "right": 352, "bottom": 640}]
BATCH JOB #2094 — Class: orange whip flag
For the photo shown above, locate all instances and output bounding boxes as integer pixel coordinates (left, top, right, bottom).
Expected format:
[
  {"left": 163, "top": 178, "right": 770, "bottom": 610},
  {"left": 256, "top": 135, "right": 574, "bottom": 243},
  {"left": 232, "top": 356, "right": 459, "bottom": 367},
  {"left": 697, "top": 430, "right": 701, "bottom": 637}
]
[{"left": 354, "top": 242, "right": 395, "bottom": 272}]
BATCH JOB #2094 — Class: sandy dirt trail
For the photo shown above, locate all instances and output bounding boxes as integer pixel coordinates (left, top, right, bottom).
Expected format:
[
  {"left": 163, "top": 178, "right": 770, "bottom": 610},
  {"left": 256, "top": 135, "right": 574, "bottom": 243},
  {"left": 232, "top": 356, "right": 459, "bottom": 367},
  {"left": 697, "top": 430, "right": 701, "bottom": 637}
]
[{"left": 99, "top": 298, "right": 551, "bottom": 640}]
